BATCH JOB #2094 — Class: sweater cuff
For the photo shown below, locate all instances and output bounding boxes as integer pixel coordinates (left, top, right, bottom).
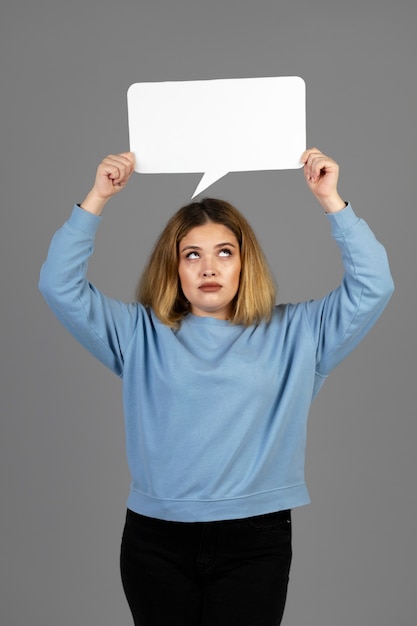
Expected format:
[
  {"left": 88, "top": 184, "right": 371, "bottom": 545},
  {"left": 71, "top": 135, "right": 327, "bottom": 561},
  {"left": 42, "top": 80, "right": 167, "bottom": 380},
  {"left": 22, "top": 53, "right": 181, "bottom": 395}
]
[
  {"left": 326, "top": 203, "right": 360, "bottom": 237},
  {"left": 67, "top": 204, "right": 102, "bottom": 236}
]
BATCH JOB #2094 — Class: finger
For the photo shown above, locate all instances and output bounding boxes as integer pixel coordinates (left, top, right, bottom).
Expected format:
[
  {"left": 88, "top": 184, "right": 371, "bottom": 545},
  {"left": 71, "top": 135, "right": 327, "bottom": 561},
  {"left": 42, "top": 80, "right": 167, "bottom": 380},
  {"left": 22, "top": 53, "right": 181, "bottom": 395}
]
[
  {"left": 111, "top": 152, "right": 136, "bottom": 171},
  {"left": 100, "top": 160, "right": 122, "bottom": 183},
  {"left": 102, "top": 154, "right": 134, "bottom": 184},
  {"left": 300, "top": 147, "right": 323, "bottom": 164},
  {"left": 301, "top": 149, "right": 324, "bottom": 181},
  {"left": 114, "top": 153, "right": 135, "bottom": 181},
  {"left": 119, "top": 151, "right": 136, "bottom": 164},
  {"left": 303, "top": 153, "right": 336, "bottom": 182},
  {"left": 103, "top": 154, "right": 134, "bottom": 172}
]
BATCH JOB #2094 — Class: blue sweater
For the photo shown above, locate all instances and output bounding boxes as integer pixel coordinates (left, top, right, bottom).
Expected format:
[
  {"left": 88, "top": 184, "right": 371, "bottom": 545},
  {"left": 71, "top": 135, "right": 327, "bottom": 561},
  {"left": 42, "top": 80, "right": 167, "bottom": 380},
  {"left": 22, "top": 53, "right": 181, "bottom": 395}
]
[{"left": 39, "top": 204, "right": 394, "bottom": 521}]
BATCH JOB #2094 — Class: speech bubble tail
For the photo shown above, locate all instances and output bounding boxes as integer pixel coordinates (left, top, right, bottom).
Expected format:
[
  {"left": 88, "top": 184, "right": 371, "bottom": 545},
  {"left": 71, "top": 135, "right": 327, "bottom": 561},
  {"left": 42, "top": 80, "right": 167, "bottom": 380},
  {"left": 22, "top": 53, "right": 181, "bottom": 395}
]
[{"left": 191, "top": 170, "right": 228, "bottom": 199}]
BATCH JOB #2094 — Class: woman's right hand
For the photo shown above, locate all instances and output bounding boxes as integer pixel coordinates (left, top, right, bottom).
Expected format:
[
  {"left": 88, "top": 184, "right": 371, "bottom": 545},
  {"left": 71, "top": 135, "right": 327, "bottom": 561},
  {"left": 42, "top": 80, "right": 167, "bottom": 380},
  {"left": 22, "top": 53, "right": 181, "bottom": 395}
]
[{"left": 80, "top": 152, "right": 136, "bottom": 215}]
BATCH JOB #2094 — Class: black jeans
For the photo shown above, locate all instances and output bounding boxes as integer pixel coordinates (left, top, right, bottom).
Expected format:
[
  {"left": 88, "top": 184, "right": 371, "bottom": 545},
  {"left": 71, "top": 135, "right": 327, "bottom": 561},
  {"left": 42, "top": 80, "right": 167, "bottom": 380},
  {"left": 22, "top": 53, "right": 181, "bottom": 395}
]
[{"left": 120, "top": 508, "right": 292, "bottom": 626}]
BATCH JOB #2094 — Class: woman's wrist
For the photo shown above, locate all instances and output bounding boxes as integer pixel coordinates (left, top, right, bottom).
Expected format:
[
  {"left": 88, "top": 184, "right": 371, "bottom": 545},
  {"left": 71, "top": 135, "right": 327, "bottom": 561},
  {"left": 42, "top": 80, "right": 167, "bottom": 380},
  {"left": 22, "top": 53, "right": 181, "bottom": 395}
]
[
  {"left": 80, "top": 190, "right": 109, "bottom": 216},
  {"left": 318, "top": 193, "right": 347, "bottom": 214}
]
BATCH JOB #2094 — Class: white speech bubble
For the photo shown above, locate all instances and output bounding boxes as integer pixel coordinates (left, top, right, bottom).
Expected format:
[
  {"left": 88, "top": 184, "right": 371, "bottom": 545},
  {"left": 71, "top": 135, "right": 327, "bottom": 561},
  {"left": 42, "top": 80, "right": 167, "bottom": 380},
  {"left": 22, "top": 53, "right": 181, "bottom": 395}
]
[{"left": 127, "top": 76, "right": 306, "bottom": 198}]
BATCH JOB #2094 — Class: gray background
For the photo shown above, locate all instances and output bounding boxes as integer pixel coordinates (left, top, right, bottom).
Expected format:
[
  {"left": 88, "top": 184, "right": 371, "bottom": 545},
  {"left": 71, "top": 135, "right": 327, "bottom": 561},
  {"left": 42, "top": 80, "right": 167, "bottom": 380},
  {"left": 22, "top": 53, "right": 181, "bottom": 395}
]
[{"left": 1, "top": 0, "right": 416, "bottom": 624}]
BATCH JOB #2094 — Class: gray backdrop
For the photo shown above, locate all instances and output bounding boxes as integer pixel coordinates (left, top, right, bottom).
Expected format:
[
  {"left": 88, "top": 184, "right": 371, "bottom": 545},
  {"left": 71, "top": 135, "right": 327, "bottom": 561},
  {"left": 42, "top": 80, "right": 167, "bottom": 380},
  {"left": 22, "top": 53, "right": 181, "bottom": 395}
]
[{"left": 1, "top": 0, "right": 416, "bottom": 624}]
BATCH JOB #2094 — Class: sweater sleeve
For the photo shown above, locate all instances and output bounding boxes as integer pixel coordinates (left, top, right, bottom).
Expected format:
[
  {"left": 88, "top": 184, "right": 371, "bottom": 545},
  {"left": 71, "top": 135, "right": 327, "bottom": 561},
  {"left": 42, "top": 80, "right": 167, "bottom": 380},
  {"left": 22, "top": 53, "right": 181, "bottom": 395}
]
[
  {"left": 38, "top": 205, "right": 141, "bottom": 376},
  {"left": 303, "top": 204, "right": 394, "bottom": 378}
]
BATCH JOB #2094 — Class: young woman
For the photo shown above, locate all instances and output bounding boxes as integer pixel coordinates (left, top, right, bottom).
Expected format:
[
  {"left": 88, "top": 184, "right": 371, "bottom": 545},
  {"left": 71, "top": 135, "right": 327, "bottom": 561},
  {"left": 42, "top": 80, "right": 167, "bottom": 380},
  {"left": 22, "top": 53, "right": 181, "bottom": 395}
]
[{"left": 39, "top": 149, "right": 394, "bottom": 625}]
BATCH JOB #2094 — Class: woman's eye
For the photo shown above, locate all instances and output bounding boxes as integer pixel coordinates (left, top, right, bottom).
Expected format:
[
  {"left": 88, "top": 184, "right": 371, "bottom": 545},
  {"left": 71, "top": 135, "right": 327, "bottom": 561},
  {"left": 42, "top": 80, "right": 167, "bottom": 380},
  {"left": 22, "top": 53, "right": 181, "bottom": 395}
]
[
  {"left": 186, "top": 251, "right": 200, "bottom": 259},
  {"left": 219, "top": 248, "right": 232, "bottom": 257}
]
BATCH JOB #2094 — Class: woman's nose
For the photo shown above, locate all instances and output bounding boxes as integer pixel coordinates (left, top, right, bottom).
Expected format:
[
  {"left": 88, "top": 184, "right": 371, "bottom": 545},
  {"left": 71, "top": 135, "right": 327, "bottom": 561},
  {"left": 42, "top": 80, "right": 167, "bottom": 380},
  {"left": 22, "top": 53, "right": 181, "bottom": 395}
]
[{"left": 201, "top": 254, "right": 218, "bottom": 277}]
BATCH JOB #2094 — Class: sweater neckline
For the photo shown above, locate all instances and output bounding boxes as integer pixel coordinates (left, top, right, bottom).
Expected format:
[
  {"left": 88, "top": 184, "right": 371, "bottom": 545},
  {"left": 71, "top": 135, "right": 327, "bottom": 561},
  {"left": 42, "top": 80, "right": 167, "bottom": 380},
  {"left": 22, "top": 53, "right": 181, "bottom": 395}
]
[{"left": 182, "top": 313, "right": 233, "bottom": 327}]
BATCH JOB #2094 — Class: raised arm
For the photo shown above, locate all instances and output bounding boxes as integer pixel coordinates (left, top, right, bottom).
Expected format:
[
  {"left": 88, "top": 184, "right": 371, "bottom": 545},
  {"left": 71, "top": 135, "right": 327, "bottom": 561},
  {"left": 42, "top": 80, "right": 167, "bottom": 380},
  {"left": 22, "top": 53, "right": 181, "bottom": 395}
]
[
  {"left": 298, "top": 149, "right": 394, "bottom": 382},
  {"left": 39, "top": 153, "right": 140, "bottom": 376}
]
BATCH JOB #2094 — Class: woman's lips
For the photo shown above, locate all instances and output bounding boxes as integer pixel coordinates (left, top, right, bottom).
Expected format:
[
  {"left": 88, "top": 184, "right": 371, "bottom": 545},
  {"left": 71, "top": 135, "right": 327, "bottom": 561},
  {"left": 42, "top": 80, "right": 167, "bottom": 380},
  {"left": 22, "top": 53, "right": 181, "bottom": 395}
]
[{"left": 199, "top": 283, "right": 222, "bottom": 292}]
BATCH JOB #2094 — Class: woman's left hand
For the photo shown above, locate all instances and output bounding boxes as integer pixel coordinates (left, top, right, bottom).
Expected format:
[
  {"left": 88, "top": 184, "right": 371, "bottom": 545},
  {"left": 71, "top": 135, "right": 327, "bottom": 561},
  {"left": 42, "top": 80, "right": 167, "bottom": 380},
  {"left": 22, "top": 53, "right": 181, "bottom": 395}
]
[{"left": 301, "top": 148, "right": 346, "bottom": 213}]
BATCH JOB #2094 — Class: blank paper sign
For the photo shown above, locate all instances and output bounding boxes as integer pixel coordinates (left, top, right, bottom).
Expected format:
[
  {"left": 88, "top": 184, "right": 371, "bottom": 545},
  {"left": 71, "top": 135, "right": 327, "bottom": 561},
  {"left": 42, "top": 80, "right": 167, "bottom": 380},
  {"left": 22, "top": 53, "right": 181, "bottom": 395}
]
[{"left": 127, "top": 76, "right": 306, "bottom": 198}]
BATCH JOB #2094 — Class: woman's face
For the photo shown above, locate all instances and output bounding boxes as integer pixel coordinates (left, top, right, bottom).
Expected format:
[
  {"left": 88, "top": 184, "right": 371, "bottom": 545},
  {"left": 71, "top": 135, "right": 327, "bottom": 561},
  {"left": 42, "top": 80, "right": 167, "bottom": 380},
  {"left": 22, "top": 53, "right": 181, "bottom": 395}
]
[{"left": 178, "top": 222, "right": 241, "bottom": 320}]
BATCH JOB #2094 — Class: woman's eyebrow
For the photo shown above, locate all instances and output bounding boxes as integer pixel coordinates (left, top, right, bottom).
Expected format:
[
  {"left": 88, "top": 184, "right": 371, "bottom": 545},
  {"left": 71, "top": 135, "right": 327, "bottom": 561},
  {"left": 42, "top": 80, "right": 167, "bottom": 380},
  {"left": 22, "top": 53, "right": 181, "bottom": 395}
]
[
  {"left": 180, "top": 242, "right": 237, "bottom": 253},
  {"left": 215, "top": 242, "right": 237, "bottom": 249},
  {"left": 180, "top": 244, "right": 202, "bottom": 253}
]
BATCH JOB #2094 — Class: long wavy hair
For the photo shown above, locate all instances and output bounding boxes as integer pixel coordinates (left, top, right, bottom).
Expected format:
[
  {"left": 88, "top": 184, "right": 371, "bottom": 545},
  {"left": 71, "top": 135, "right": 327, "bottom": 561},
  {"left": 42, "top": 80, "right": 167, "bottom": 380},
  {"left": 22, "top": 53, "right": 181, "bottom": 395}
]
[{"left": 137, "top": 198, "right": 276, "bottom": 327}]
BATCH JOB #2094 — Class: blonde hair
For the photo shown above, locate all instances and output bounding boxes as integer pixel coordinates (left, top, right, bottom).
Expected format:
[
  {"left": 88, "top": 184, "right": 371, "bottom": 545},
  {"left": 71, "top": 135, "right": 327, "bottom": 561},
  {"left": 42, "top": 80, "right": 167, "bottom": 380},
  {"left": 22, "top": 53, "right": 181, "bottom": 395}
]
[{"left": 137, "top": 198, "right": 276, "bottom": 327}]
